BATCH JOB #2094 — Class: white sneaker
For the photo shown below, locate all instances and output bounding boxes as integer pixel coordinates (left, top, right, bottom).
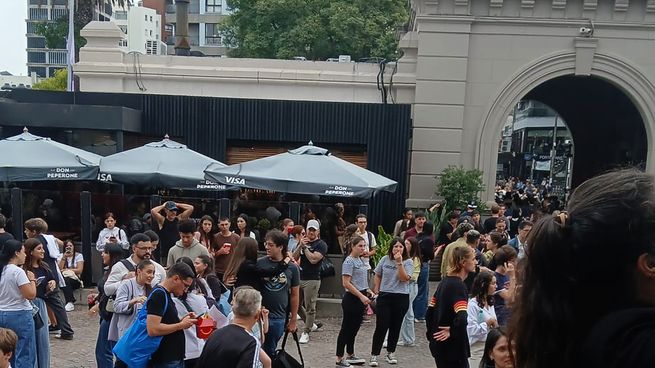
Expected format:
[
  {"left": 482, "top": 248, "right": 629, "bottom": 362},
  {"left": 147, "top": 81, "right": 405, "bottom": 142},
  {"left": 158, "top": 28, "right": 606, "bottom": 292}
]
[
  {"left": 368, "top": 355, "right": 379, "bottom": 367},
  {"left": 385, "top": 353, "right": 398, "bottom": 364},
  {"left": 397, "top": 341, "right": 416, "bottom": 347},
  {"left": 65, "top": 302, "right": 74, "bottom": 312},
  {"left": 311, "top": 322, "right": 323, "bottom": 332},
  {"left": 299, "top": 332, "right": 310, "bottom": 344}
]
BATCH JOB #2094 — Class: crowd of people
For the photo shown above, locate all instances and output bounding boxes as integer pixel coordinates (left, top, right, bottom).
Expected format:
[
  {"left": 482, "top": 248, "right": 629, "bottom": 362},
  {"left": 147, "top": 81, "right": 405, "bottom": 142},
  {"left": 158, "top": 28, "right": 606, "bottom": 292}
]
[{"left": 1, "top": 169, "right": 654, "bottom": 368}]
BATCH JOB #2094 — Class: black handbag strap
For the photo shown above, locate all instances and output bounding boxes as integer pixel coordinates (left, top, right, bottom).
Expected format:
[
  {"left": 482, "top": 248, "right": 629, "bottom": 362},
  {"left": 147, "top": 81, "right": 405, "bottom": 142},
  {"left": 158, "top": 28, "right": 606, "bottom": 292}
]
[{"left": 280, "top": 331, "right": 305, "bottom": 367}]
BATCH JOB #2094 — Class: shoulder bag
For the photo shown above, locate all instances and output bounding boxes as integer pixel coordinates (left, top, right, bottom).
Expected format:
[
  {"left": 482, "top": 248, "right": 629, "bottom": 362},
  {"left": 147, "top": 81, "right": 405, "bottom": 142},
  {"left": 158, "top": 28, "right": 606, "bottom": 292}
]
[{"left": 272, "top": 331, "right": 305, "bottom": 368}]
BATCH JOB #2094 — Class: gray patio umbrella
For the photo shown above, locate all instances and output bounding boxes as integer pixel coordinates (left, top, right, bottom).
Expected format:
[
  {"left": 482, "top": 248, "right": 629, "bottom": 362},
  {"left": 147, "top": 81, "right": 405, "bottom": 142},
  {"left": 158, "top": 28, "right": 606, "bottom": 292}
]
[
  {"left": 99, "top": 135, "right": 228, "bottom": 190},
  {"left": 0, "top": 128, "right": 101, "bottom": 181},
  {"left": 204, "top": 143, "right": 397, "bottom": 198}
]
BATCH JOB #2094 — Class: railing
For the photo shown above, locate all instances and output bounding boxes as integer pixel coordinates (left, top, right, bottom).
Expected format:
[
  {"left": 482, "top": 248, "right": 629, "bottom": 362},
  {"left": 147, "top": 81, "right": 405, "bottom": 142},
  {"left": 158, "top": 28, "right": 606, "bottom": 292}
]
[
  {"left": 51, "top": 7, "right": 68, "bottom": 20},
  {"left": 48, "top": 50, "right": 68, "bottom": 65},
  {"left": 29, "top": 8, "right": 49, "bottom": 21},
  {"left": 204, "top": 37, "right": 222, "bottom": 46}
]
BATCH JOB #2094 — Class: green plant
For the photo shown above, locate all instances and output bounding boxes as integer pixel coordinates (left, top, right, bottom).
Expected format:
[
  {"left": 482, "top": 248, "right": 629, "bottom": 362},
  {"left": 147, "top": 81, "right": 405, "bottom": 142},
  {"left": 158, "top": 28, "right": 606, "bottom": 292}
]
[
  {"left": 436, "top": 166, "right": 485, "bottom": 211},
  {"left": 372, "top": 226, "right": 393, "bottom": 266},
  {"left": 33, "top": 69, "right": 67, "bottom": 91},
  {"left": 425, "top": 204, "right": 448, "bottom": 232},
  {"left": 256, "top": 218, "right": 271, "bottom": 231}
]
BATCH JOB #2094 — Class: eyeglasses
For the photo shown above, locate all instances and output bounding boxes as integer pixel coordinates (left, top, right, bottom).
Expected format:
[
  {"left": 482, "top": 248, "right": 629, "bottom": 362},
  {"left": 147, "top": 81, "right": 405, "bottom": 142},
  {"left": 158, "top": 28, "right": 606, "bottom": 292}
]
[{"left": 182, "top": 280, "right": 193, "bottom": 290}]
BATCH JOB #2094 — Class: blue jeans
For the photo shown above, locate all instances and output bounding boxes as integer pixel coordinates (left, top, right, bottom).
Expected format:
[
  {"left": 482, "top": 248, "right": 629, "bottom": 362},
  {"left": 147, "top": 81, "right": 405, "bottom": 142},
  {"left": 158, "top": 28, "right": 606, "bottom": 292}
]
[
  {"left": 33, "top": 298, "right": 50, "bottom": 368},
  {"left": 151, "top": 360, "right": 184, "bottom": 368},
  {"left": 412, "top": 262, "right": 429, "bottom": 320},
  {"left": 0, "top": 309, "right": 35, "bottom": 368},
  {"left": 95, "top": 318, "right": 114, "bottom": 368},
  {"left": 400, "top": 282, "right": 419, "bottom": 344},
  {"left": 263, "top": 318, "right": 286, "bottom": 358}
]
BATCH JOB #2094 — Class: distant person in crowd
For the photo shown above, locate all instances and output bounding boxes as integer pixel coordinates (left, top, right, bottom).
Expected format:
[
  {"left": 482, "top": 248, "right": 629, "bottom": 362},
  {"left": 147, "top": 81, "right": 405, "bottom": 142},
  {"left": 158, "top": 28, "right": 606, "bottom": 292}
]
[
  {"left": 440, "top": 223, "right": 475, "bottom": 279},
  {"left": 293, "top": 219, "right": 327, "bottom": 344},
  {"left": 151, "top": 201, "right": 195, "bottom": 264},
  {"left": 512, "top": 169, "right": 655, "bottom": 368},
  {"left": 460, "top": 202, "right": 477, "bottom": 219},
  {"left": 0, "top": 214, "right": 13, "bottom": 246},
  {"left": 38, "top": 199, "right": 62, "bottom": 231},
  {"left": 224, "top": 237, "right": 290, "bottom": 291},
  {"left": 23, "top": 218, "right": 74, "bottom": 340},
  {"left": 479, "top": 328, "right": 512, "bottom": 368},
  {"left": 95, "top": 212, "right": 129, "bottom": 252},
  {"left": 193, "top": 254, "right": 223, "bottom": 302},
  {"left": 414, "top": 222, "right": 435, "bottom": 322},
  {"left": 110, "top": 260, "right": 154, "bottom": 352},
  {"left": 287, "top": 225, "right": 304, "bottom": 254},
  {"left": 398, "top": 237, "right": 421, "bottom": 347},
  {"left": 167, "top": 219, "right": 210, "bottom": 267},
  {"left": 427, "top": 246, "right": 477, "bottom": 368},
  {"left": 91, "top": 243, "right": 123, "bottom": 368},
  {"left": 393, "top": 208, "right": 414, "bottom": 238},
  {"left": 280, "top": 218, "right": 295, "bottom": 233},
  {"left": 462, "top": 230, "right": 484, "bottom": 293},
  {"left": 103, "top": 233, "right": 166, "bottom": 298},
  {"left": 258, "top": 230, "right": 300, "bottom": 358},
  {"left": 483, "top": 205, "right": 502, "bottom": 234},
  {"left": 0, "top": 328, "right": 18, "bottom": 368},
  {"left": 335, "top": 203, "right": 347, "bottom": 244},
  {"left": 492, "top": 246, "right": 517, "bottom": 327},
  {"left": 354, "top": 214, "right": 376, "bottom": 270},
  {"left": 0, "top": 239, "right": 37, "bottom": 368},
  {"left": 437, "top": 213, "right": 459, "bottom": 246},
  {"left": 225, "top": 286, "right": 271, "bottom": 368},
  {"left": 236, "top": 214, "right": 257, "bottom": 241},
  {"left": 57, "top": 239, "right": 84, "bottom": 312},
  {"left": 508, "top": 221, "right": 532, "bottom": 260},
  {"left": 194, "top": 215, "right": 216, "bottom": 250},
  {"left": 144, "top": 229, "right": 160, "bottom": 254},
  {"left": 196, "top": 288, "right": 270, "bottom": 368},
  {"left": 471, "top": 210, "right": 484, "bottom": 234},
  {"left": 145, "top": 262, "right": 199, "bottom": 368},
  {"left": 368, "top": 238, "right": 413, "bottom": 367},
  {"left": 481, "top": 232, "right": 507, "bottom": 269},
  {"left": 212, "top": 217, "right": 241, "bottom": 280},
  {"left": 403, "top": 211, "right": 426, "bottom": 240},
  {"left": 466, "top": 271, "right": 498, "bottom": 368},
  {"left": 23, "top": 238, "right": 54, "bottom": 368},
  {"left": 335, "top": 235, "right": 371, "bottom": 367},
  {"left": 494, "top": 218, "right": 510, "bottom": 241}
]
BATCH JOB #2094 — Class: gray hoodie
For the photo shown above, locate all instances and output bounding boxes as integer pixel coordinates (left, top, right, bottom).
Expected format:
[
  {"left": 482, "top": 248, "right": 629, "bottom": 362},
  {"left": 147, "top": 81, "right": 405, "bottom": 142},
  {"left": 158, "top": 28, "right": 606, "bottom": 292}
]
[{"left": 166, "top": 238, "right": 210, "bottom": 267}]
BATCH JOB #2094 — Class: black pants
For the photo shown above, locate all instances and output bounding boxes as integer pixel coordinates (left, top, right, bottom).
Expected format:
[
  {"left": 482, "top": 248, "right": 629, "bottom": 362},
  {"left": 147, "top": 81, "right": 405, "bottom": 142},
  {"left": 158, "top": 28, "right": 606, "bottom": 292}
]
[
  {"left": 430, "top": 341, "right": 469, "bottom": 368},
  {"left": 62, "top": 276, "right": 81, "bottom": 303},
  {"left": 336, "top": 291, "right": 367, "bottom": 357},
  {"left": 44, "top": 290, "right": 74, "bottom": 336},
  {"left": 371, "top": 292, "right": 409, "bottom": 355}
]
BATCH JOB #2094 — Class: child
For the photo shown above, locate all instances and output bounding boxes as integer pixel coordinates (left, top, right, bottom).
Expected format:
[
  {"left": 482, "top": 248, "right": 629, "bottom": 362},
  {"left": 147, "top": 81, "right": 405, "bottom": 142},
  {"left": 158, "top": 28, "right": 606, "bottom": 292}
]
[{"left": 0, "top": 328, "right": 18, "bottom": 368}]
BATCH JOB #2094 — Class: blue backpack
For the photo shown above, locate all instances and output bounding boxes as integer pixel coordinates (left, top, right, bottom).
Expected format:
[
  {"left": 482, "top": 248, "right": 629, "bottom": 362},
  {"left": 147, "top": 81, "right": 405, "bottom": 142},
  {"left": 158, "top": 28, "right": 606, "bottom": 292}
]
[{"left": 113, "top": 287, "right": 169, "bottom": 368}]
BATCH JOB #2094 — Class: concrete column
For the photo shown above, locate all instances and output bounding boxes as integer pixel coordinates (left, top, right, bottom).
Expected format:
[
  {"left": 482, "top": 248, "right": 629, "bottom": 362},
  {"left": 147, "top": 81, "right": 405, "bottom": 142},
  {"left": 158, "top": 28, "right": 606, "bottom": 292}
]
[
  {"left": 175, "top": 0, "right": 191, "bottom": 56},
  {"left": 77, "top": 21, "right": 126, "bottom": 92}
]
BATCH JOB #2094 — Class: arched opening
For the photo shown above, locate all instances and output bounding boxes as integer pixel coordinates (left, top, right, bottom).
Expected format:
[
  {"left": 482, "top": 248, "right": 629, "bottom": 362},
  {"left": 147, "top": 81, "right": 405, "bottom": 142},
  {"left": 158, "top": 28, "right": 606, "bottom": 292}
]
[{"left": 493, "top": 75, "right": 647, "bottom": 201}]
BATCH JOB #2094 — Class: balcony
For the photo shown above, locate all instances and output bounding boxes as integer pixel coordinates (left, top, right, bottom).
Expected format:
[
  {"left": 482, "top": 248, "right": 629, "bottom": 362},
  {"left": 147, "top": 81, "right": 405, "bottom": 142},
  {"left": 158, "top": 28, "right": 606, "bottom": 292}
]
[
  {"left": 48, "top": 50, "right": 68, "bottom": 65},
  {"left": 51, "top": 7, "right": 68, "bottom": 20},
  {"left": 29, "top": 8, "right": 49, "bottom": 21}
]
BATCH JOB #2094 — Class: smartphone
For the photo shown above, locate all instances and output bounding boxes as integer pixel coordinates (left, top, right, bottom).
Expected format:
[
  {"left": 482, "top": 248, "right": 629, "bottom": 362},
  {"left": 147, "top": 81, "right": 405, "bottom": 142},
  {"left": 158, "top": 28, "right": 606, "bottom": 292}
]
[
  {"left": 223, "top": 243, "right": 232, "bottom": 252},
  {"left": 35, "top": 276, "right": 46, "bottom": 286}
]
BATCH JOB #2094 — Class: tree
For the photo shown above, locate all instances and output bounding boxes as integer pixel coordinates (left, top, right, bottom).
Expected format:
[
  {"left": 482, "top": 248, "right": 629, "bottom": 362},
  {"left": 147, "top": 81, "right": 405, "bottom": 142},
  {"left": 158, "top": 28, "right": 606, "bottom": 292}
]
[
  {"left": 436, "top": 166, "right": 486, "bottom": 211},
  {"left": 220, "top": 0, "right": 408, "bottom": 60},
  {"left": 33, "top": 69, "right": 68, "bottom": 91}
]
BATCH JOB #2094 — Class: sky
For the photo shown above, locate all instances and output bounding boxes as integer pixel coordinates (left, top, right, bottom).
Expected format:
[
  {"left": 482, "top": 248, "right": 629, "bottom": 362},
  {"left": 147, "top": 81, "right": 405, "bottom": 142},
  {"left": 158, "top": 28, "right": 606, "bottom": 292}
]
[{"left": 0, "top": 0, "right": 28, "bottom": 75}]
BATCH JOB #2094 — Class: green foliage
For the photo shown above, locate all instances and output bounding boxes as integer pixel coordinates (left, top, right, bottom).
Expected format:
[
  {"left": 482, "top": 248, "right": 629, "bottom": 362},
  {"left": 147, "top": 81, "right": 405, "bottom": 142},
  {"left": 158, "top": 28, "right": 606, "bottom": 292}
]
[
  {"left": 33, "top": 69, "right": 68, "bottom": 91},
  {"left": 372, "top": 226, "right": 393, "bottom": 266},
  {"left": 256, "top": 218, "right": 271, "bottom": 231},
  {"left": 436, "top": 166, "right": 485, "bottom": 211},
  {"left": 34, "top": 16, "right": 87, "bottom": 50},
  {"left": 425, "top": 204, "right": 448, "bottom": 231},
  {"left": 221, "top": 0, "right": 408, "bottom": 60}
]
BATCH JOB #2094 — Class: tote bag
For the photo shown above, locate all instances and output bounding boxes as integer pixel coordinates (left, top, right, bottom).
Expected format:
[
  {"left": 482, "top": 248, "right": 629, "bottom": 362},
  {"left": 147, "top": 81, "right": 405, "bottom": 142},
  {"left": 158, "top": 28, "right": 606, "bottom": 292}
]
[{"left": 113, "top": 287, "right": 169, "bottom": 368}]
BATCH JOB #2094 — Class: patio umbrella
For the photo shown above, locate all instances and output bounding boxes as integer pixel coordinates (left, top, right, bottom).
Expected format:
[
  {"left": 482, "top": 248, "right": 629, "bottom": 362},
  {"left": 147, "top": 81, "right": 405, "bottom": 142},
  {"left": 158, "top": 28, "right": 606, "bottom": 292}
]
[
  {"left": 0, "top": 127, "right": 101, "bottom": 181},
  {"left": 99, "top": 135, "right": 228, "bottom": 190},
  {"left": 204, "top": 143, "right": 397, "bottom": 198}
]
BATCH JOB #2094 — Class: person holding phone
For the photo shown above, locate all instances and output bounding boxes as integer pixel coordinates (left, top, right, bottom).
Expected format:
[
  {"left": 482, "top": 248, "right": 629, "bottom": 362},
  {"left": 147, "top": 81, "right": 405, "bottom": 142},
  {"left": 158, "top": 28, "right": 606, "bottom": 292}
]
[
  {"left": 212, "top": 217, "right": 241, "bottom": 281},
  {"left": 96, "top": 212, "right": 129, "bottom": 252},
  {"left": 58, "top": 239, "right": 84, "bottom": 312},
  {"left": 492, "top": 246, "right": 517, "bottom": 327},
  {"left": 223, "top": 237, "right": 290, "bottom": 291}
]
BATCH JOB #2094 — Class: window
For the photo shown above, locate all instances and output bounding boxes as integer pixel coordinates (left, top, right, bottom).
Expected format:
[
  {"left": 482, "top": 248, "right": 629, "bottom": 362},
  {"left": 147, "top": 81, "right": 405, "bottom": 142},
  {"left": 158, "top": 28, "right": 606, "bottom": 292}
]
[
  {"left": 206, "top": 0, "right": 221, "bottom": 13},
  {"left": 145, "top": 15, "right": 148, "bottom": 21},
  {"left": 204, "top": 23, "right": 221, "bottom": 46}
]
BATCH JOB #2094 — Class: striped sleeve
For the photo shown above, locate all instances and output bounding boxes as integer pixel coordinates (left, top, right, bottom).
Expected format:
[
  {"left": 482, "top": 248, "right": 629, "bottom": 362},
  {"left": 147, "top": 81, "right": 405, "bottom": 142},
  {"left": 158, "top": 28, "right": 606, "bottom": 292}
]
[{"left": 453, "top": 300, "right": 468, "bottom": 314}]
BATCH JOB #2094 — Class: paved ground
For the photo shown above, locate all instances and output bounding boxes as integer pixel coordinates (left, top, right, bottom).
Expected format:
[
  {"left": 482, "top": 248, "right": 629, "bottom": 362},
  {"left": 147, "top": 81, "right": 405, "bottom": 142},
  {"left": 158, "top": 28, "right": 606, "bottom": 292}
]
[{"left": 51, "top": 289, "right": 437, "bottom": 368}]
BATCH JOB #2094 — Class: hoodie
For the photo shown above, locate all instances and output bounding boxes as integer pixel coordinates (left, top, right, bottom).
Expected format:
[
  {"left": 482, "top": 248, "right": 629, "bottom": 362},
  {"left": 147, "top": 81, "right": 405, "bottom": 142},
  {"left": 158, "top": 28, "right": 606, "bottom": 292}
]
[{"left": 167, "top": 238, "right": 210, "bottom": 267}]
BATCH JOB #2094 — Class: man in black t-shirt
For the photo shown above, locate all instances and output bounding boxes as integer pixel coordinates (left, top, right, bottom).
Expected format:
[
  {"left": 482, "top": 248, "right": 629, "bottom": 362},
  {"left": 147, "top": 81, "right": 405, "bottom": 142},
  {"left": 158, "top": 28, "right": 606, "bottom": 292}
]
[
  {"left": 146, "top": 262, "right": 198, "bottom": 368},
  {"left": 0, "top": 214, "right": 13, "bottom": 246},
  {"left": 151, "top": 201, "right": 194, "bottom": 265}
]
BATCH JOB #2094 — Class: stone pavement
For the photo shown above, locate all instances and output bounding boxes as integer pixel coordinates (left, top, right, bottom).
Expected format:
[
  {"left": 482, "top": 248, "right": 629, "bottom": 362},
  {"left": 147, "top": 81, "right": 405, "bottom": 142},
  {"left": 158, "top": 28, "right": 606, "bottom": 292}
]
[{"left": 51, "top": 289, "right": 438, "bottom": 368}]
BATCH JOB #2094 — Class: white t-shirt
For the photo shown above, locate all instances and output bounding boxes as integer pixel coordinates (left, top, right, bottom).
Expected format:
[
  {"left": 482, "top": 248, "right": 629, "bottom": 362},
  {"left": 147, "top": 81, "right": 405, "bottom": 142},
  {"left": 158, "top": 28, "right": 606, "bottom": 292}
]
[
  {"left": 58, "top": 253, "right": 84, "bottom": 269},
  {"left": 0, "top": 264, "right": 32, "bottom": 311}
]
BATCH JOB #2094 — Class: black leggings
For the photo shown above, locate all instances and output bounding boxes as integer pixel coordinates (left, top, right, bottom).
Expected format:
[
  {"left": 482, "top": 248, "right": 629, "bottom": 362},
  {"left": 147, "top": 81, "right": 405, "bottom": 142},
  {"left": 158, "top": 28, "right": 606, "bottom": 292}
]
[
  {"left": 430, "top": 341, "right": 470, "bottom": 368},
  {"left": 62, "top": 276, "right": 81, "bottom": 303},
  {"left": 371, "top": 292, "right": 409, "bottom": 355},
  {"left": 335, "top": 291, "right": 367, "bottom": 357}
]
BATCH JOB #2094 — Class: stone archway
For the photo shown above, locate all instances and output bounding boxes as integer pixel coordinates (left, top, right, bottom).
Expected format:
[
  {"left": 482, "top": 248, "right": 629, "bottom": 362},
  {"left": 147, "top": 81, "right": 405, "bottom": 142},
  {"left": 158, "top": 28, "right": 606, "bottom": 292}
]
[{"left": 477, "top": 52, "right": 655, "bottom": 198}]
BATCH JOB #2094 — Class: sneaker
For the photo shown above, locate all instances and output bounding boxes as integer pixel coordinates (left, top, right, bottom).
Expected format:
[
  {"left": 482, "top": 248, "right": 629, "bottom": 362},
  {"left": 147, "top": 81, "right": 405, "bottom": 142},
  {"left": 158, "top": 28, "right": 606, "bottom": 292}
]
[
  {"left": 397, "top": 341, "right": 416, "bottom": 347},
  {"left": 368, "top": 355, "right": 379, "bottom": 367},
  {"left": 346, "top": 355, "right": 366, "bottom": 365},
  {"left": 48, "top": 326, "right": 61, "bottom": 335},
  {"left": 55, "top": 334, "right": 74, "bottom": 340},
  {"left": 311, "top": 322, "right": 324, "bottom": 332},
  {"left": 299, "top": 332, "right": 310, "bottom": 344},
  {"left": 414, "top": 318, "right": 425, "bottom": 323},
  {"left": 385, "top": 353, "right": 398, "bottom": 364},
  {"left": 362, "top": 315, "right": 371, "bottom": 323},
  {"left": 336, "top": 358, "right": 351, "bottom": 367},
  {"left": 65, "top": 302, "right": 75, "bottom": 312}
]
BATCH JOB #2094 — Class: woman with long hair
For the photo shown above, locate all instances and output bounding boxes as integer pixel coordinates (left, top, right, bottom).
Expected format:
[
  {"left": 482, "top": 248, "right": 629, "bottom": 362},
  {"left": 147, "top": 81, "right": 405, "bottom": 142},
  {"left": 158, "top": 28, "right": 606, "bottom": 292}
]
[
  {"left": 414, "top": 221, "right": 435, "bottom": 323},
  {"left": 426, "top": 246, "right": 477, "bottom": 368},
  {"left": 91, "top": 243, "right": 124, "bottom": 368},
  {"left": 479, "top": 328, "right": 512, "bottom": 368},
  {"left": 340, "top": 224, "right": 359, "bottom": 256},
  {"left": 481, "top": 232, "right": 507, "bottom": 269},
  {"left": 110, "top": 260, "right": 155, "bottom": 345},
  {"left": 511, "top": 169, "right": 655, "bottom": 368},
  {"left": 57, "top": 239, "right": 84, "bottom": 311},
  {"left": 194, "top": 254, "right": 223, "bottom": 301},
  {"left": 398, "top": 237, "right": 421, "bottom": 347},
  {"left": 223, "top": 237, "right": 290, "bottom": 290},
  {"left": 467, "top": 271, "right": 498, "bottom": 368},
  {"left": 95, "top": 212, "right": 129, "bottom": 252},
  {"left": 23, "top": 238, "right": 55, "bottom": 368},
  {"left": 335, "top": 236, "right": 371, "bottom": 367},
  {"left": 236, "top": 214, "right": 256, "bottom": 240},
  {"left": 288, "top": 225, "right": 304, "bottom": 253},
  {"left": 369, "top": 237, "right": 413, "bottom": 367},
  {"left": 194, "top": 215, "right": 216, "bottom": 250}
]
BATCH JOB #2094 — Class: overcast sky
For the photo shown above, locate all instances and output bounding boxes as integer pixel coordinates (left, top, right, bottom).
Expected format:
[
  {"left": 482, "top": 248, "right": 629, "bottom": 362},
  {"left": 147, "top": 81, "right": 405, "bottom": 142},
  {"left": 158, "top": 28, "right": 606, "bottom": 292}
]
[{"left": 0, "top": 0, "right": 28, "bottom": 75}]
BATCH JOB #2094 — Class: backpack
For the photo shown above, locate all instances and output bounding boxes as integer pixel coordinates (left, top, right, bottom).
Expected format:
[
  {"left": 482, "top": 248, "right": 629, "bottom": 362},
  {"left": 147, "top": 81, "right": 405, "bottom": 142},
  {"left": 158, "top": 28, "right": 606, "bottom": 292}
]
[{"left": 102, "top": 260, "right": 136, "bottom": 315}]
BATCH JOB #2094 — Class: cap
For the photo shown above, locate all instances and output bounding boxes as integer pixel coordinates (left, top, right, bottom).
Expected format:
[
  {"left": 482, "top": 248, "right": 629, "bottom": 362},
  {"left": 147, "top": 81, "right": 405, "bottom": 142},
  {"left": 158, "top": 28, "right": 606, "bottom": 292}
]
[
  {"left": 165, "top": 201, "right": 179, "bottom": 212},
  {"left": 467, "top": 201, "right": 478, "bottom": 209},
  {"left": 307, "top": 219, "right": 320, "bottom": 230}
]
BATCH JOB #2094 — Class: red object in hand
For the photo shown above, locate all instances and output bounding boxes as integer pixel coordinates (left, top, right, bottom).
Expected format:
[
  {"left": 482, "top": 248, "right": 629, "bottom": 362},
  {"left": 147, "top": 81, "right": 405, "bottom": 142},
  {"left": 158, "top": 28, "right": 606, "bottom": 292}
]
[{"left": 196, "top": 315, "right": 217, "bottom": 339}]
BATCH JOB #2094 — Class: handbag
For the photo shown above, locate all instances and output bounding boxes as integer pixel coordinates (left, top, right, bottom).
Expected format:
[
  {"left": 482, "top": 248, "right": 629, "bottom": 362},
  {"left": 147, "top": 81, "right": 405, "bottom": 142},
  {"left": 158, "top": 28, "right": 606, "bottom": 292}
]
[
  {"left": 30, "top": 301, "right": 44, "bottom": 330},
  {"left": 272, "top": 331, "right": 305, "bottom": 368},
  {"left": 319, "top": 257, "right": 335, "bottom": 279},
  {"left": 113, "top": 287, "right": 169, "bottom": 368}
]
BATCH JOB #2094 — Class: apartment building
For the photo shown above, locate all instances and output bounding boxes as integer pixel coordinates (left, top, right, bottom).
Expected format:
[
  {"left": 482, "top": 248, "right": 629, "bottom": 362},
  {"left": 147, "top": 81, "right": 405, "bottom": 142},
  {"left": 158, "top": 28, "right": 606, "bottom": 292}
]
[
  {"left": 113, "top": 4, "right": 166, "bottom": 55},
  {"left": 164, "top": 0, "right": 229, "bottom": 56}
]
